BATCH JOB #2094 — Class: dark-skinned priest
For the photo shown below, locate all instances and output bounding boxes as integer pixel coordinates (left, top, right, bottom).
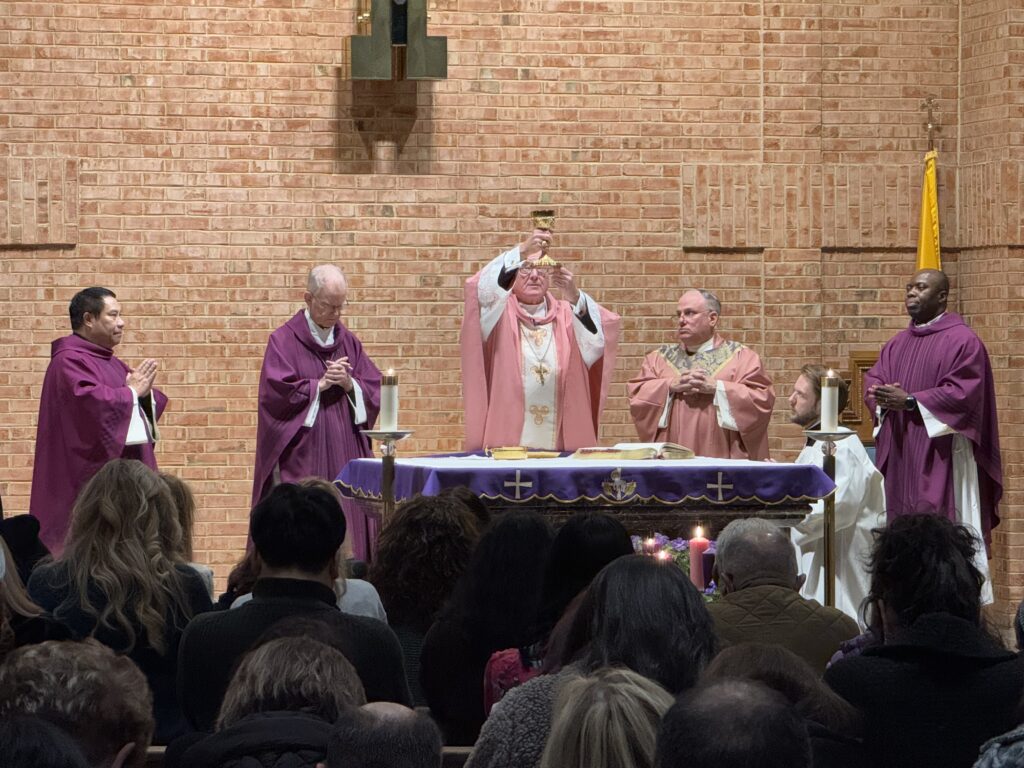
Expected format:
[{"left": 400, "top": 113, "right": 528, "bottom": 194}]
[
  {"left": 866, "top": 268, "right": 1002, "bottom": 601},
  {"left": 30, "top": 287, "right": 167, "bottom": 551},
  {"left": 252, "top": 265, "right": 382, "bottom": 506}
]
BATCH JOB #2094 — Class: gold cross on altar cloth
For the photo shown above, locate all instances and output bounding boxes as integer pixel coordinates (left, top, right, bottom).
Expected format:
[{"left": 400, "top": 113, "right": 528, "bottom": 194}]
[
  {"left": 706, "top": 471, "right": 734, "bottom": 502},
  {"left": 529, "top": 405, "right": 550, "bottom": 425},
  {"left": 531, "top": 362, "right": 550, "bottom": 385}
]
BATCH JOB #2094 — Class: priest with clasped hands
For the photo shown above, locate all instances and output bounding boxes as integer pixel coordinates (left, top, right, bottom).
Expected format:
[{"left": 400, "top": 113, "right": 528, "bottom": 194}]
[
  {"left": 30, "top": 287, "right": 167, "bottom": 551},
  {"left": 628, "top": 289, "right": 775, "bottom": 460},
  {"left": 461, "top": 226, "right": 620, "bottom": 451}
]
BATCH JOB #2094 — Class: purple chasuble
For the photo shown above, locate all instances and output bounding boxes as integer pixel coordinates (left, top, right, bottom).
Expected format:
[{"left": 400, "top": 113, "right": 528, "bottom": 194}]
[
  {"left": 252, "top": 311, "right": 381, "bottom": 506},
  {"left": 30, "top": 334, "right": 168, "bottom": 552},
  {"left": 865, "top": 313, "right": 1002, "bottom": 543}
]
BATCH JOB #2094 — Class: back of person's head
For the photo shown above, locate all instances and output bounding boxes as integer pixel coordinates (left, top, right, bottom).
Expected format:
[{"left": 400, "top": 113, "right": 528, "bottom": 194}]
[
  {"left": 0, "top": 514, "right": 51, "bottom": 584},
  {"left": 61, "top": 458, "right": 190, "bottom": 654},
  {"left": 368, "top": 493, "right": 481, "bottom": 632},
  {"left": 656, "top": 679, "right": 811, "bottom": 768},
  {"left": 533, "top": 512, "right": 634, "bottom": 643},
  {"left": 799, "top": 363, "right": 851, "bottom": 414},
  {"left": 447, "top": 511, "right": 554, "bottom": 649},
  {"left": 540, "top": 667, "right": 674, "bottom": 768},
  {"left": 158, "top": 472, "right": 197, "bottom": 561},
  {"left": 564, "top": 555, "right": 717, "bottom": 694},
  {"left": 69, "top": 287, "right": 115, "bottom": 330},
  {"left": 216, "top": 636, "right": 366, "bottom": 730},
  {"left": 0, "top": 716, "right": 90, "bottom": 768},
  {"left": 0, "top": 536, "right": 44, "bottom": 660},
  {"left": 250, "top": 482, "right": 346, "bottom": 575},
  {"left": 702, "top": 643, "right": 862, "bottom": 736},
  {"left": 714, "top": 518, "right": 799, "bottom": 592},
  {"left": 0, "top": 639, "right": 154, "bottom": 768},
  {"left": 437, "top": 485, "right": 492, "bottom": 529},
  {"left": 867, "top": 513, "right": 984, "bottom": 632},
  {"left": 325, "top": 702, "right": 442, "bottom": 768}
]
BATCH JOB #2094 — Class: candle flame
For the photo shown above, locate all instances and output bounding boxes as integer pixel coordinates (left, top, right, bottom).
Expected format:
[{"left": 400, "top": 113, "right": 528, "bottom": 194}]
[
  {"left": 826, "top": 368, "right": 837, "bottom": 377},
  {"left": 387, "top": 368, "right": 394, "bottom": 376},
  {"left": 694, "top": 526, "right": 703, "bottom": 538},
  {"left": 656, "top": 550, "right": 670, "bottom": 561}
]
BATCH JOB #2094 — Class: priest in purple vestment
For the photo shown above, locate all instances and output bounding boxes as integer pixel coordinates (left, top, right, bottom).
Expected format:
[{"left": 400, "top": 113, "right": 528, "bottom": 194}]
[
  {"left": 30, "top": 287, "right": 168, "bottom": 552},
  {"left": 865, "top": 269, "right": 1003, "bottom": 550},
  {"left": 252, "top": 265, "right": 382, "bottom": 506}
]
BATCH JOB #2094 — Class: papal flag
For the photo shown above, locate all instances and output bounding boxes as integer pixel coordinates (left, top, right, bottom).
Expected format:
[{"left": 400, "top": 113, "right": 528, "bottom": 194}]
[{"left": 916, "top": 149, "right": 941, "bottom": 271}]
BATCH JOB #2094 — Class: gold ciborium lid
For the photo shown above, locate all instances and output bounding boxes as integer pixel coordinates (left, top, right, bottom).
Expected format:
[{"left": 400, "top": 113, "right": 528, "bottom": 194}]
[{"left": 529, "top": 209, "right": 560, "bottom": 268}]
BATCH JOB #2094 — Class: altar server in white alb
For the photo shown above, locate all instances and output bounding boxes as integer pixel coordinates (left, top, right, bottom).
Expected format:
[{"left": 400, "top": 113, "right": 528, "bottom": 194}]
[{"left": 788, "top": 364, "right": 885, "bottom": 621}]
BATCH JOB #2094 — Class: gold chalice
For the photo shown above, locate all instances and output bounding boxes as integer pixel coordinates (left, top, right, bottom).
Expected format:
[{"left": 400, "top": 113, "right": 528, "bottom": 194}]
[{"left": 530, "top": 209, "right": 560, "bottom": 269}]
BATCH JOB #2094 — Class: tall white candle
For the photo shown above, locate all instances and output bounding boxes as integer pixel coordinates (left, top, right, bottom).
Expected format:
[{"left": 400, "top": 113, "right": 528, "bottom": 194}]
[
  {"left": 380, "top": 368, "right": 398, "bottom": 431},
  {"left": 821, "top": 369, "right": 839, "bottom": 432}
]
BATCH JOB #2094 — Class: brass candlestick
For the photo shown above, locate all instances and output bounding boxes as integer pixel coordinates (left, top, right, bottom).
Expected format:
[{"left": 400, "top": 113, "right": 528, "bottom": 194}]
[
  {"left": 362, "top": 429, "right": 414, "bottom": 520},
  {"left": 803, "top": 429, "right": 855, "bottom": 608}
]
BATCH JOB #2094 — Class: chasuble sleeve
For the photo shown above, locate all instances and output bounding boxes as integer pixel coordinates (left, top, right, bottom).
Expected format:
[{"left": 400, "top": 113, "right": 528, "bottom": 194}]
[
  {"left": 913, "top": 336, "right": 992, "bottom": 442},
  {"left": 714, "top": 349, "right": 775, "bottom": 446},
  {"left": 55, "top": 353, "right": 139, "bottom": 459},
  {"left": 628, "top": 353, "right": 673, "bottom": 441},
  {"left": 258, "top": 332, "right": 318, "bottom": 422}
]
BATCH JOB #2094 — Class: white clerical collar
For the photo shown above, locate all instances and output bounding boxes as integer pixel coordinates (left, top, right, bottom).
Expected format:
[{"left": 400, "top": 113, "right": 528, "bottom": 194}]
[
  {"left": 304, "top": 309, "right": 335, "bottom": 346},
  {"left": 520, "top": 299, "right": 548, "bottom": 318},
  {"left": 684, "top": 338, "right": 715, "bottom": 356},
  {"left": 914, "top": 311, "right": 946, "bottom": 328}
]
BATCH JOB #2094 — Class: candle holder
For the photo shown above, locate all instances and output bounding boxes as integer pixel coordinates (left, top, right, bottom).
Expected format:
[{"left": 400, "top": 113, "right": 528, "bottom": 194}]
[
  {"left": 362, "top": 429, "right": 414, "bottom": 520},
  {"left": 803, "top": 429, "right": 855, "bottom": 609}
]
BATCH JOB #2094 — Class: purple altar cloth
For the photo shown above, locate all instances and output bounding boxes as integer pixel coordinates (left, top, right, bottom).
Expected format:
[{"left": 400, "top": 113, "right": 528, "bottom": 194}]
[{"left": 337, "top": 454, "right": 833, "bottom": 510}]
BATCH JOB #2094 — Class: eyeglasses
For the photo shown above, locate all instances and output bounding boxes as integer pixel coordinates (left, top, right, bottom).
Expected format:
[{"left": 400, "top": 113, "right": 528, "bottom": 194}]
[{"left": 675, "top": 309, "right": 710, "bottom": 320}]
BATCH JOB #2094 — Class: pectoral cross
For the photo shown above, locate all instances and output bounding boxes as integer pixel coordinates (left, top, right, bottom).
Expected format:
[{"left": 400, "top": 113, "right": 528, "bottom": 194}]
[{"left": 531, "top": 362, "right": 550, "bottom": 385}]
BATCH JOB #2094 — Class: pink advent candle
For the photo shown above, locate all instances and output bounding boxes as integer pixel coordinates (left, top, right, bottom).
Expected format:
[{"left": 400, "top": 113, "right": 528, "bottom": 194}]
[{"left": 689, "top": 526, "right": 710, "bottom": 589}]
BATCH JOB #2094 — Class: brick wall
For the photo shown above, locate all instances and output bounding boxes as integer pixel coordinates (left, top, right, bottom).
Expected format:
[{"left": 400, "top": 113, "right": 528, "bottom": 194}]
[{"left": 1, "top": 0, "right": 1020, "bottom": 617}]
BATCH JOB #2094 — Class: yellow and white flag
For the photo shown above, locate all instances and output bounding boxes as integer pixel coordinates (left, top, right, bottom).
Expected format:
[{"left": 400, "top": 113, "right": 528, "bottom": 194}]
[{"left": 916, "top": 149, "right": 941, "bottom": 271}]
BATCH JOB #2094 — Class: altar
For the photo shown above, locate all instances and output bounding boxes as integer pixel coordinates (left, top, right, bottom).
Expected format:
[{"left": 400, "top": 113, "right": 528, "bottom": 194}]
[{"left": 336, "top": 454, "right": 835, "bottom": 561}]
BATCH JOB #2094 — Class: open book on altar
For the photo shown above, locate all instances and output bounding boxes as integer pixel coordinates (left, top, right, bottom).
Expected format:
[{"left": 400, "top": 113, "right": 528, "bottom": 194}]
[{"left": 570, "top": 442, "right": 695, "bottom": 461}]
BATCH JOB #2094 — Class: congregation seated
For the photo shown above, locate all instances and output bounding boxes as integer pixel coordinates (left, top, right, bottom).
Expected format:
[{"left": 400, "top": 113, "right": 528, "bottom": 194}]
[
  {"left": 225, "top": 479, "right": 389, "bottom": 623},
  {"left": 702, "top": 643, "right": 865, "bottom": 768},
  {"left": 421, "top": 511, "right": 554, "bottom": 745},
  {"left": 484, "top": 511, "right": 634, "bottom": 713},
  {"left": 177, "top": 482, "right": 411, "bottom": 732},
  {"left": 0, "top": 638, "right": 155, "bottom": 768},
  {"left": 170, "top": 636, "right": 366, "bottom": 768},
  {"left": 159, "top": 472, "right": 216, "bottom": 598},
  {"left": 824, "top": 514, "right": 1024, "bottom": 768},
  {"left": 368, "top": 492, "right": 484, "bottom": 706},
  {"left": 0, "top": 513, "right": 51, "bottom": 585},
  {"left": 467, "top": 554, "right": 717, "bottom": 768},
  {"left": 707, "top": 517, "right": 859, "bottom": 674},
  {"left": 0, "top": 716, "right": 91, "bottom": 768},
  {"left": 26, "top": 459, "right": 213, "bottom": 743},
  {"left": 325, "top": 702, "right": 443, "bottom": 768},
  {"left": 539, "top": 667, "right": 674, "bottom": 768},
  {"left": 656, "top": 679, "right": 812, "bottom": 768},
  {"left": 0, "top": 536, "right": 70, "bottom": 659}
]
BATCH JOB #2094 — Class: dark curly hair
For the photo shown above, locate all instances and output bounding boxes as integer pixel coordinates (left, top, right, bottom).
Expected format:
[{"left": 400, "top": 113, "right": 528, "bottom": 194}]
[
  {"left": 865, "top": 514, "right": 984, "bottom": 632},
  {"left": 368, "top": 494, "right": 482, "bottom": 632}
]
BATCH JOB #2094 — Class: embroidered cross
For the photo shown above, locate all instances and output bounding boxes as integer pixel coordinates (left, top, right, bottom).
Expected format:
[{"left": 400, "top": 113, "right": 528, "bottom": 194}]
[
  {"left": 531, "top": 363, "right": 550, "bottom": 386},
  {"left": 503, "top": 470, "right": 533, "bottom": 500},
  {"left": 706, "top": 471, "right": 734, "bottom": 502},
  {"left": 526, "top": 327, "right": 547, "bottom": 347},
  {"left": 529, "top": 404, "right": 550, "bottom": 425}
]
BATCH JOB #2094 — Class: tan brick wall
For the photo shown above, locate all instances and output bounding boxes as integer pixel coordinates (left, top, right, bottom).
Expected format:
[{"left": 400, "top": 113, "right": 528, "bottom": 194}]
[{"left": 1, "top": 0, "right": 1020, "bottom": 617}]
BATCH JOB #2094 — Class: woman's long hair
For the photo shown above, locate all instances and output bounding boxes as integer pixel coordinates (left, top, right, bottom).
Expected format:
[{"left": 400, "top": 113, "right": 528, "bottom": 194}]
[
  {"left": 0, "top": 537, "right": 44, "bottom": 658},
  {"left": 57, "top": 459, "right": 193, "bottom": 654},
  {"left": 561, "top": 555, "right": 717, "bottom": 694}
]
